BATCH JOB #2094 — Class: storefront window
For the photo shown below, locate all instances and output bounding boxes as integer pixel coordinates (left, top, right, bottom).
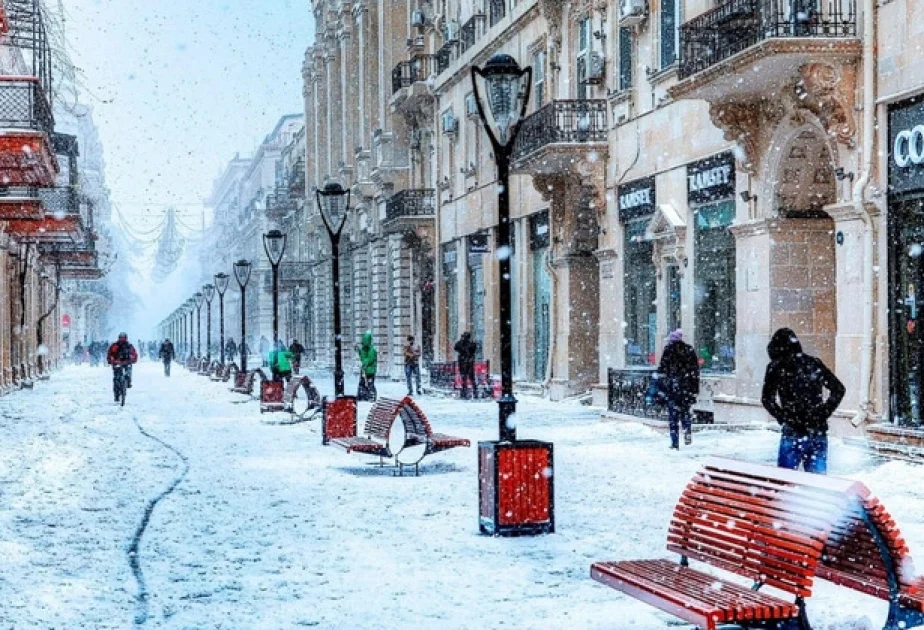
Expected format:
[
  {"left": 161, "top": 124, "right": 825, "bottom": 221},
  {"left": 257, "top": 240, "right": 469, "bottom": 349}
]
[
  {"left": 694, "top": 200, "right": 736, "bottom": 373},
  {"left": 624, "top": 219, "right": 657, "bottom": 366},
  {"left": 443, "top": 246, "right": 458, "bottom": 356}
]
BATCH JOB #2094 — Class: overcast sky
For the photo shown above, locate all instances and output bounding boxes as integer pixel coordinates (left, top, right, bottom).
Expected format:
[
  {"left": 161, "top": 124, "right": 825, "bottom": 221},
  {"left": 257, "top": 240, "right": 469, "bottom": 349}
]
[
  {"left": 60, "top": 0, "right": 313, "bottom": 334},
  {"left": 64, "top": 0, "right": 313, "bottom": 226}
]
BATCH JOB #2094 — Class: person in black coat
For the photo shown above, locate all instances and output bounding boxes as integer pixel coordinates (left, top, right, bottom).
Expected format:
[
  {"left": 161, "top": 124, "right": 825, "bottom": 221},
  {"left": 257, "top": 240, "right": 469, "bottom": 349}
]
[
  {"left": 158, "top": 339, "right": 176, "bottom": 377},
  {"left": 454, "top": 332, "right": 478, "bottom": 400},
  {"left": 658, "top": 329, "right": 700, "bottom": 449},
  {"left": 761, "top": 328, "right": 844, "bottom": 474}
]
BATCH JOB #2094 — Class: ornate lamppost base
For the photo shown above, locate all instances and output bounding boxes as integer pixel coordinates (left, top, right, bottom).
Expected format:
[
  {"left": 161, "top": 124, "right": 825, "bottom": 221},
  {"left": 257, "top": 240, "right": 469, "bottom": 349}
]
[{"left": 478, "top": 439, "right": 555, "bottom": 536}]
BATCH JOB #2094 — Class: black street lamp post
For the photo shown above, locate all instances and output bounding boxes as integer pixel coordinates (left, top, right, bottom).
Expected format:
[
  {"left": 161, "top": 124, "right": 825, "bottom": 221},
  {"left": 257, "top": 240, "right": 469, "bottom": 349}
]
[
  {"left": 186, "top": 299, "right": 195, "bottom": 361},
  {"left": 194, "top": 291, "right": 204, "bottom": 359},
  {"left": 316, "top": 181, "right": 350, "bottom": 398},
  {"left": 215, "top": 272, "right": 230, "bottom": 365},
  {"left": 263, "top": 230, "right": 287, "bottom": 345},
  {"left": 234, "top": 259, "right": 252, "bottom": 372},
  {"left": 203, "top": 284, "right": 215, "bottom": 363},
  {"left": 471, "top": 54, "right": 554, "bottom": 536}
]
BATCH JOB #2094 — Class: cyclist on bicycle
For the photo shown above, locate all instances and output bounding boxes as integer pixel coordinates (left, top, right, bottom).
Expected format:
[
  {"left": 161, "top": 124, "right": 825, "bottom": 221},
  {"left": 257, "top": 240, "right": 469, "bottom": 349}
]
[{"left": 107, "top": 333, "right": 139, "bottom": 402}]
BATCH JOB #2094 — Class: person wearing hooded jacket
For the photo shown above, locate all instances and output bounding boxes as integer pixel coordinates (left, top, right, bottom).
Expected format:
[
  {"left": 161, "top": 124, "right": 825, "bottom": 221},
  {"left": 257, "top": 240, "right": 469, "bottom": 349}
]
[
  {"left": 657, "top": 329, "right": 700, "bottom": 449},
  {"left": 356, "top": 331, "right": 378, "bottom": 400},
  {"left": 761, "top": 327, "right": 845, "bottom": 474},
  {"left": 454, "top": 332, "right": 478, "bottom": 400}
]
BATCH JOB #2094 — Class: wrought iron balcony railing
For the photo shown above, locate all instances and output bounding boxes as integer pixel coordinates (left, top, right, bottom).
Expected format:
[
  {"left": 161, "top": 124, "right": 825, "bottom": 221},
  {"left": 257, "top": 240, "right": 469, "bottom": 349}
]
[
  {"left": 391, "top": 54, "right": 438, "bottom": 94},
  {"left": 265, "top": 187, "right": 296, "bottom": 215},
  {"left": 460, "top": 14, "right": 486, "bottom": 54},
  {"left": 678, "top": 0, "right": 857, "bottom": 79},
  {"left": 607, "top": 368, "right": 668, "bottom": 420},
  {"left": 287, "top": 158, "right": 305, "bottom": 194},
  {"left": 0, "top": 76, "right": 53, "bottom": 134},
  {"left": 513, "top": 100, "right": 608, "bottom": 161},
  {"left": 38, "top": 185, "right": 80, "bottom": 217},
  {"left": 384, "top": 189, "right": 435, "bottom": 223},
  {"left": 279, "top": 262, "right": 312, "bottom": 284},
  {"left": 436, "top": 41, "right": 458, "bottom": 74}
]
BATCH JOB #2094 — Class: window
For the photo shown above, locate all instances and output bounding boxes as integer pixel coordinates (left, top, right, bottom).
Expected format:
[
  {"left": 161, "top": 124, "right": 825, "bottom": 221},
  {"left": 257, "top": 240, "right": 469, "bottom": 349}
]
[
  {"left": 694, "top": 200, "right": 736, "bottom": 373},
  {"left": 624, "top": 219, "right": 657, "bottom": 366},
  {"left": 532, "top": 48, "right": 546, "bottom": 108},
  {"left": 489, "top": 0, "right": 506, "bottom": 26},
  {"left": 576, "top": 17, "right": 591, "bottom": 99},
  {"left": 618, "top": 27, "right": 633, "bottom": 92},
  {"left": 660, "top": 0, "right": 680, "bottom": 68}
]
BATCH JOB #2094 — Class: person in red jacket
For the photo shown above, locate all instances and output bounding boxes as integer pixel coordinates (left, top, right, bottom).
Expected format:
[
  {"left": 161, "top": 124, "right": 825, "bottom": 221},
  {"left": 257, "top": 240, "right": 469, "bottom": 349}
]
[{"left": 107, "top": 333, "right": 139, "bottom": 401}]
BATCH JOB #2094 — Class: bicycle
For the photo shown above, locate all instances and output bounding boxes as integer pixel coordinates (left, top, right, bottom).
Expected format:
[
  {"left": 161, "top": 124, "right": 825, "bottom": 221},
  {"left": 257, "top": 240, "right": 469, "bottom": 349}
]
[{"left": 113, "top": 363, "right": 131, "bottom": 406}]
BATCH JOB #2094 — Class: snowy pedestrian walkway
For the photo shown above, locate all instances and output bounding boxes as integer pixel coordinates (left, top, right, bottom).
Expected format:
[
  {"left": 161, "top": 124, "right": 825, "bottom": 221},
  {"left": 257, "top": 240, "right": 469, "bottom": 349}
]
[{"left": 0, "top": 362, "right": 921, "bottom": 629}]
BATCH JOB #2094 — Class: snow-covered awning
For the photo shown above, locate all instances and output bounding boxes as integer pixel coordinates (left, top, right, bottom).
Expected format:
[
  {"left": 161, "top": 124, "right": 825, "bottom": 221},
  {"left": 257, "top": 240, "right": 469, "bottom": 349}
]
[{"left": 645, "top": 203, "right": 686, "bottom": 241}]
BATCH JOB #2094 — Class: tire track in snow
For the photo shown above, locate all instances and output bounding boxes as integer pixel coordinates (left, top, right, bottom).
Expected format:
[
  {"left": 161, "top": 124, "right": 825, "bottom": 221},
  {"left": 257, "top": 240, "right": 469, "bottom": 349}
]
[{"left": 128, "top": 414, "right": 189, "bottom": 625}]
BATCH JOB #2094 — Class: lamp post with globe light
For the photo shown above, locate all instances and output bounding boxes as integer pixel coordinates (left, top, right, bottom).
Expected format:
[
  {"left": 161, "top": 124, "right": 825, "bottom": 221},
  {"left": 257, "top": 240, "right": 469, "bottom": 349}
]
[
  {"left": 263, "top": 230, "right": 287, "bottom": 345},
  {"left": 215, "top": 272, "right": 230, "bottom": 365},
  {"left": 316, "top": 181, "right": 350, "bottom": 398},
  {"left": 233, "top": 259, "right": 252, "bottom": 372}
]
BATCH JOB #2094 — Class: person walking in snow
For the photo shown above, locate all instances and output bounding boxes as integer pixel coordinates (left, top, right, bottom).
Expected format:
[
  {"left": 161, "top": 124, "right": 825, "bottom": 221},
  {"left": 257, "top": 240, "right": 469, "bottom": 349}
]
[
  {"left": 454, "top": 332, "right": 478, "bottom": 400},
  {"left": 356, "top": 331, "right": 378, "bottom": 401},
  {"left": 289, "top": 339, "right": 305, "bottom": 375},
  {"left": 158, "top": 338, "right": 175, "bottom": 377},
  {"left": 259, "top": 336, "right": 270, "bottom": 366},
  {"left": 268, "top": 340, "right": 294, "bottom": 383},
  {"left": 657, "top": 329, "right": 700, "bottom": 449},
  {"left": 761, "top": 328, "right": 845, "bottom": 474},
  {"left": 404, "top": 335, "right": 422, "bottom": 396},
  {"left": 225, "top": 338, "right": 238, "bottom": 364}
]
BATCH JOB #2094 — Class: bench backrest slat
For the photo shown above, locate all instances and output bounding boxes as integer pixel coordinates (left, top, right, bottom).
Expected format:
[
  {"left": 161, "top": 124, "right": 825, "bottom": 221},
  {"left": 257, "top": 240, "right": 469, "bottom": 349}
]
[
  {"left": 667, "top": 458, "right": 864, "bottom": 597},
  {"left": 399, "top": 398, "right": 433, "bottom": 438},
  {"left": 363, "top": 399, "right": 401, "bottom": 440}
]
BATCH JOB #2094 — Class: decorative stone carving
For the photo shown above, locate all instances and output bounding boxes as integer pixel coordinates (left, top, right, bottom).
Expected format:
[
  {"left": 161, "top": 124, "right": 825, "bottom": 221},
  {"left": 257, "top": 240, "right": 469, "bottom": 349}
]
[
  {"left": 794, "top": 63, "right": 856, "bottom": 148},
  {"left": 709, "top": 100, "right": 783, "bottom": 173},
  {"left": 538, "top": 0, "right": 566, "bottom": 48}
]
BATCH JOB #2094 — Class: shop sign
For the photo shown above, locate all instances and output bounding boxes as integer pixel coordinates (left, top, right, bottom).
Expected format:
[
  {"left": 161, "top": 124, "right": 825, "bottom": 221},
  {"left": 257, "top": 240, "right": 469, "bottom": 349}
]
[
  {"left": 687, "top": 152, "right": 736, "bottom": 204},
  {"left": 618, "top": 177, "right": 656, "bottom": 221},
  {"left": 889, "top": 97, "right": 924, "bottom": 195},
  {"left": 468, "top": 233, "right": 489, "bottom": 254}
]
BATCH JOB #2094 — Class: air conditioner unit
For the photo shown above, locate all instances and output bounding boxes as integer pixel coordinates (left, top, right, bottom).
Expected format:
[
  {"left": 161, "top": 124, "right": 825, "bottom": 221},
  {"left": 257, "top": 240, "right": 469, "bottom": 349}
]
[
  {"left": 442, "top": 112, "right": 459, "bottom": 134},
  {"left": 619, "top": 0, "right": 648, "bottom": 26},
  {"left": 465, "top": 93, "right": 479, "bottom": 117},
  {"left": 586, "top": 52, "right": 605, "bottom": 84},
  {"left": 411, "top": 10, "right": 426, "bottom": 27}
]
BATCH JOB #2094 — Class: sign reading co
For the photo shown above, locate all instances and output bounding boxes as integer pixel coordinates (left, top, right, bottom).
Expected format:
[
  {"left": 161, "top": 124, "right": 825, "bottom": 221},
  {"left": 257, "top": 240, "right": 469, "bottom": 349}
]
[
  {"left": 889, "top": 97, "right": 924, "bottom": 195},
  {"left": 894, "top": 125, "right": 924, "bottom": 167}
]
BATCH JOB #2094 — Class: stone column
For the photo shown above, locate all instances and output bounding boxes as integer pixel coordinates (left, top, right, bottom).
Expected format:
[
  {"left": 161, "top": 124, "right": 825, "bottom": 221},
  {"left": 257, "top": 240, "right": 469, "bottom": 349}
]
[
  {"left": 549, "top": 254, "right": 600, "bottom": 400},
  {"left": 592, "top": 247, "right": 620, "bottom": 407},
  {"left": 339, "top": 12, "right": 358, "bottom": 180}
]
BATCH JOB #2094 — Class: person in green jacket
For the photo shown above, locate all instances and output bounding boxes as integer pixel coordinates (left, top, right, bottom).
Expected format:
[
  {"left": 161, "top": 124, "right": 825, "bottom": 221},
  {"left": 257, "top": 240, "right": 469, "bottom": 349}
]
[
  {"left": 356, "top": 331, "right": 378, "bottom": 400},
  {"left": 268, "top": 340, "right": 294, "bottom": 383}
]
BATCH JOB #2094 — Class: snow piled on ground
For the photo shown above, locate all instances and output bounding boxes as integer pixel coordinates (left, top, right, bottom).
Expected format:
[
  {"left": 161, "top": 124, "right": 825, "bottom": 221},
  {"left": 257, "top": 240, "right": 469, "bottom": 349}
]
[{"left": 0, "top": 361, "right": 920, "bottom": 629}]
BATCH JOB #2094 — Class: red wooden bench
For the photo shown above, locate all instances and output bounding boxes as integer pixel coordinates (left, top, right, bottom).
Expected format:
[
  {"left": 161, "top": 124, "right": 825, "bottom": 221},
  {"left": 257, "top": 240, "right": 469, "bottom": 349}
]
[
  {"left": 209, "top": 362, "right": 237, "bottom": 382},
  {"left": 591, "top": 458, "right": 874, "bottom": 630},
  {"left": 231, "top": 368, "right": 266, "bottom": 396},
  {"left": 817, "top": 496, "right": 924, "bottom": 629},
  {"left": 329, "top": 397, "right": 470, "bottom": 475}
]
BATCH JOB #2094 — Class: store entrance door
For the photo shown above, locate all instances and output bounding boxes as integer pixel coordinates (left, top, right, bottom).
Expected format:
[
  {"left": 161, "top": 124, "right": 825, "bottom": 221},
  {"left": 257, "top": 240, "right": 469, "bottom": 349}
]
[{"left": 890, "top": 198, "right": 924, "bottom": 426}]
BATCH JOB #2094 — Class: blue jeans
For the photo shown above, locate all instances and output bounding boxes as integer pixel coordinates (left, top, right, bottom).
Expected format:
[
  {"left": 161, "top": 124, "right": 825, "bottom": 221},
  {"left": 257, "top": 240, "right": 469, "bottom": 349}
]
[
  {"left": 668, "top": 403, "right": 692, "bottom": 448},
  {"left": 778, "top": 433, "right": 828, "bottom": 474},
  {"left": 405, "top": 364, "right": 421, "bottom": 395}
]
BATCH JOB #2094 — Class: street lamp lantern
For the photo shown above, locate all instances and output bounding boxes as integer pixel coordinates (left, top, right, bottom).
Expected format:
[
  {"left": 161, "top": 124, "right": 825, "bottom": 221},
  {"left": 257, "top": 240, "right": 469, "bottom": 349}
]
[
  {"left": 203, "top": 284, "right": 215, "bottom": 363},
  {"left": 185, "top": 298, "right": 195, "bottom": 361},
  {"left": 215, "top": 272, "right": 230, "bottom": 365},
  {"left": 316, "top": 181, "right": 351, "bottom": 397},
  {"left": 233, "top": 259, "right": 252, "bottom": 372},
  {"left": 263, "top": 230, "right": 287, "bottom": 344},
  {"left": 472, "top": 54, "right": 553, "bottom": 537},
  {"left": 470, "top": 53, "right": 532, "bottom": 148}
]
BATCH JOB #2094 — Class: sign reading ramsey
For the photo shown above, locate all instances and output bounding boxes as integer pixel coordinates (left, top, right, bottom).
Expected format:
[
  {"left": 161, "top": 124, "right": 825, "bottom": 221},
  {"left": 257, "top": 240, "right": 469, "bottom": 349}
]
[
  {"left": 617, "top": 177, "right": 656, "bottom": 221},
  {"left": 890, "top": 97, "right": 924, "bottom": 196},
  {"left": 688, "top": 152, "right": 736, "bottom": 204}
]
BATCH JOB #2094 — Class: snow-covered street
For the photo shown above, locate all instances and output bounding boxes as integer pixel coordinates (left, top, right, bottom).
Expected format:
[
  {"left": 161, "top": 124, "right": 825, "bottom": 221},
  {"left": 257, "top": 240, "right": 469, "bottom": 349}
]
[{"left": 1, "top": 361, "right": 922, "bottom": 629}]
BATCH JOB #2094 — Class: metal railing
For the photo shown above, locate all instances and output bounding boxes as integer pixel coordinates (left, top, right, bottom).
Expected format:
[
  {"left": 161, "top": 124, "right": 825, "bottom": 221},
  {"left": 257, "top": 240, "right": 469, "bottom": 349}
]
[
  {"left": 513, "top": 100, "right": 607, "bottom": 161},
  {"left": 0, "top": 76, "right": 53, "bottom": 133},
  {"left": 607, "top": 368, "right": 668, "bottom": 420},
  {"left": 385, "top": 189, "right": 435, "bottom": 223},
  {"left": 391, "top": 54, "right": 438, "bottom": 94},
  {"left": 430, "top": 360, "right": 492, "bottom": 395},
  {"left": 279, "top": 262, "right": 312, "bottom": 284},
  {"left": 679, "top": 0, "right": 857, "bottom": 79},
  {"left": 265, "top": 187, "right": 296, "bottom": 215},
  {"left": 460, "top": 14, "right": 486, "bottom": 53},
  {"left": 38, "top": 186, "right": 79, "bottom": 216},
  {"left": 436, "top": 41, "right": 458, "bottom": 74},
  {"left": 287, "top": 158, "right": 305, "bottom": 193}
]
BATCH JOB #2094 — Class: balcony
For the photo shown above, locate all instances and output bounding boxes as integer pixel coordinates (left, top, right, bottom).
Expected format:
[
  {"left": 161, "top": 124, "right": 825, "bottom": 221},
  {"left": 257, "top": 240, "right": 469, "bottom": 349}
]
[
  {"left": 512, "top": 100, "right": 608, "bottom": 175},
  {"left": 287, "top": 158, "right": 305, "bottom": 195},
  {"left": 460, "top": 14, "right": 486, "bottom": 54},
  {"left": 390, "top": 54, "right": 437, "bottom": 115},
  {"left": 0, "top": 186, "right": 45, "bottom": 220},
  {"left": 39, "top": 241, "right": 103, "bottom": 279},
  {"left": 0, "top": 76, "right": 58, "bottom": 186},
  {"left": 4, "top": 186, "right": 85, "bottom": 243},
  {"left": 265, "top": 187, "right": 297, "bottom": 219},
  {"left": 670, "top": 0, "right": 859, "bottom": 101},
  {"left": 278, "top": 261, "right": 312, "bottom": 289},
  {"left": 436, "top": 41, "right": 458, "bottom": 74},
  {"left": 383, "top": 189, "right": 435, "bottom": 233}
]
